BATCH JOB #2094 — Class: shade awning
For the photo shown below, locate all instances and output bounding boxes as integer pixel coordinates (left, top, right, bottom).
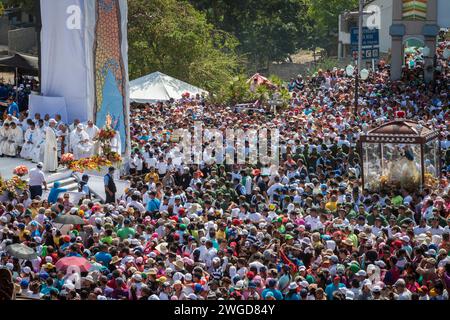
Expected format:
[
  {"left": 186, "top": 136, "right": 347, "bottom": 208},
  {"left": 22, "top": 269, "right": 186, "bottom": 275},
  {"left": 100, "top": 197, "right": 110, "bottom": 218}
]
[
  {"left": 130, "top": 71, "right": 208, "bottom": 103},
  {"left": 0, "top": 53, "right": 38, "bottom": 75}
]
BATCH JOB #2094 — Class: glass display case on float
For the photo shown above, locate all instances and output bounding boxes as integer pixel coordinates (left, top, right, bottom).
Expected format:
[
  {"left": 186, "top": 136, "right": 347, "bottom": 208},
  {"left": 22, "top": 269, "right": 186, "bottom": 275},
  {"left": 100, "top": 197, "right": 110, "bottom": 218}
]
[{"left": 359, "top": 118, "right": 441, "bottom": 192}]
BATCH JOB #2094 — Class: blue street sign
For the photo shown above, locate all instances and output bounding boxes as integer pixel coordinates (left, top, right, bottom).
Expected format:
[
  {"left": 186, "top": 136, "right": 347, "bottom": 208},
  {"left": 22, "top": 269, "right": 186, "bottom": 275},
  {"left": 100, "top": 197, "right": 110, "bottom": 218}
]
[{"left": 350, "top": 27, "right": 379, "bottom": 46}]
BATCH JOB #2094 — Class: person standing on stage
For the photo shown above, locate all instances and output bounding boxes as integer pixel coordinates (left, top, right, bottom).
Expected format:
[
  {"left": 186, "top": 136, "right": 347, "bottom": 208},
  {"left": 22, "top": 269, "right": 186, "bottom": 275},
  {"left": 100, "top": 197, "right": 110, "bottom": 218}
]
[
  {"left": 104, "top": 166, "right": 117, "bottom": 204},
  {"left": 28, "top": 162, "right": 48, "bottom": 199}
]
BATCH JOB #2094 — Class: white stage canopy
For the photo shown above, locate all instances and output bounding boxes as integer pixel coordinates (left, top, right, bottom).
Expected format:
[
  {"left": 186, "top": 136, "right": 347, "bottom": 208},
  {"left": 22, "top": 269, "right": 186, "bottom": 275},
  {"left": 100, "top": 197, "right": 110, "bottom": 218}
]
[{"left": 130, "top": 71, "right": 208, "bottom": 103}]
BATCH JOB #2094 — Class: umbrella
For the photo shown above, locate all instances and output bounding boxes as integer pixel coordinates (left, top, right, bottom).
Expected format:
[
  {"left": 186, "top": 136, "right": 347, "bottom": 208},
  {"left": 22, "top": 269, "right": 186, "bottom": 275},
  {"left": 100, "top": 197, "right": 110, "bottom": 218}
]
[
  {"left": 89, "top": 262, "right": 108, "bottom": 272},
  {"left": 54, "top": 215, "right": 86, "bottom": 225},
  {"left": 6, "top": 244, "right": 38, "bottom": 260},
  {"left": 55, "top": 257, "right": 92, "bottom": 272}
]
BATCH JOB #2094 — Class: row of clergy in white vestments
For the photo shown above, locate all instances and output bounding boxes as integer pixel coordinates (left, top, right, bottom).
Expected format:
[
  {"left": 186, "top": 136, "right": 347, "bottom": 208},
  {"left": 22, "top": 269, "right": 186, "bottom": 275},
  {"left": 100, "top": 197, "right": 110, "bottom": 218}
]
[{"left": 0, "top": 115, "right": 121, "bottom": 172}]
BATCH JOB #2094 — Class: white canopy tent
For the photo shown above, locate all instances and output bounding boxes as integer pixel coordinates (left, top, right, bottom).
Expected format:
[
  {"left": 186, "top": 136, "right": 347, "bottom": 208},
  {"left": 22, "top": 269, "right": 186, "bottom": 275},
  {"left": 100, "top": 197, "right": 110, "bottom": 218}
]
[{"left": 129, "top": 71, "right": 208, "bottom": 103}]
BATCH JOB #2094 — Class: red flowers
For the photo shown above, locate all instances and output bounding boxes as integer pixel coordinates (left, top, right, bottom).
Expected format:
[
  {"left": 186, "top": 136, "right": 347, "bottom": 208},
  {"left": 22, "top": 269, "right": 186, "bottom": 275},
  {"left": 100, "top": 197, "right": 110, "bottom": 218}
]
[
  {"left": 97, "top": 128, "right": 116, "bottom": 141},
  {"left": 13, "top": 165, "right": 29, "bottom": 177},
  {"left": 60, "top": 153, "right": 75, "bottom": 165}
]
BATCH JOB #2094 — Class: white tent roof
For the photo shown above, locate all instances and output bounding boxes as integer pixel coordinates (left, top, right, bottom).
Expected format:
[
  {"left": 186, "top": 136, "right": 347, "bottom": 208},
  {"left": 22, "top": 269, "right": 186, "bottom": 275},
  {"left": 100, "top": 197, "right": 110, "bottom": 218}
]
[{"left": 130, "top": 71, "right": 208, "bottom": 103}]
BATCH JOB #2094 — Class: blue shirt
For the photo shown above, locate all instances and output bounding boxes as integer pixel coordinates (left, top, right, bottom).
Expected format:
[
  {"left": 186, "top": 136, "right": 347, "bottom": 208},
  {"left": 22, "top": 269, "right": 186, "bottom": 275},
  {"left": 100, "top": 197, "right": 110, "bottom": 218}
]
[
  {"left": 285, "top": 293, "right": 300, "bottom": 300},
  {"left": 261, "top": 288, "right": 283, "bottom": 300},
  {"left": 146, "top": 198, "right": 160, "bottom": 212},
  {"left": 7, "top": 102, "right": 19, "bottom": 116},
  {"left": 104, "top": 174, "right": 110, "bottom": 186},
  {"left": 48, "top": 187, "right": 68, "bottom": 203},
  {"left": 325, "top": 282, "right": 346, "bottom": 300},
  {"left": 0, "top": 87, "right": 8, "bottom": 99},
  {"left": 94, "top": 251, "right": 112, "bottom": 266}
]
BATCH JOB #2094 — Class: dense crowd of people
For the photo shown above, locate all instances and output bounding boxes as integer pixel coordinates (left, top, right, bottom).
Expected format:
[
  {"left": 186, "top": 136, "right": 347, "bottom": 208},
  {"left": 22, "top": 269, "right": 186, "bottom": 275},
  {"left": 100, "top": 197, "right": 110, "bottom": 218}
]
[{"left": 0, "top": 42, "right": 449, "bottom": 300}]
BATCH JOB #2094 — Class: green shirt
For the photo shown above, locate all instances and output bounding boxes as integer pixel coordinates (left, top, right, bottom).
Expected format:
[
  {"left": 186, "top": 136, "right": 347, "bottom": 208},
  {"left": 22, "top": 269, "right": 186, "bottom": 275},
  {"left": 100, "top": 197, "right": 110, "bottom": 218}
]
[
  {"left": 391, "top": 195, "right": 403, "bottom": 207},
  {"left": 367, "top": 214, "right": 387, "bottom": 226},
  {"left": 100, "top": 236, "right": 113, "bottom": 244},
  {"left": 348, "top": 233, "right": 358, "bottom": 247},
  {"left": 117, "top": 227, "right": 136, "bottom": 240},
  {"left": 306, "top": 274, "right": 316, "bottom": 284}
]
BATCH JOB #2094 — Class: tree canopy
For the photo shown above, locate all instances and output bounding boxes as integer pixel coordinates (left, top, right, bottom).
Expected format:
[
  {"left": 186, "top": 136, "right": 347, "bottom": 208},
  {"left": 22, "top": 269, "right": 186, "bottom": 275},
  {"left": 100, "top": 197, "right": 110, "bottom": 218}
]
[
  {"left": 190, "top": 0, "right": 310, "bottom": 70},
  {"left": 3, "top": 0, "right": 360, "bottom": 94},
  {"left": 305, "top": 0, "right": 358, "bottom": 53},
  {"left": 128, "top": 0, "right": 240, "bottom": 93}
]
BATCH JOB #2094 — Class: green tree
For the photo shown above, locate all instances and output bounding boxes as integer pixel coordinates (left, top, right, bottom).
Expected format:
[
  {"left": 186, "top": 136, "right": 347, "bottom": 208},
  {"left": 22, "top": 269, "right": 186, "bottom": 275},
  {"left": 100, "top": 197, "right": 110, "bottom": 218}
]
[
  {"left": 305, "top": 0, "right": 358, "bottom": 54},
  {"left": 128, "top": 0, "right": 240, "bottom": 94},
  {"left": 190, "top": 0, "right": 310, "bottom": 71}
]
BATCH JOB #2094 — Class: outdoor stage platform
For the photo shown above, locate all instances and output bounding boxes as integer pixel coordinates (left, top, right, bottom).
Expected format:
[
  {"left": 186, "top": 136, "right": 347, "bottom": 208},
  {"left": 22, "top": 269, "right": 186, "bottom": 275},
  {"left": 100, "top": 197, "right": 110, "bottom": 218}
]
[{"left": 0, "top": 157, "right": 129, "bottom": 203}]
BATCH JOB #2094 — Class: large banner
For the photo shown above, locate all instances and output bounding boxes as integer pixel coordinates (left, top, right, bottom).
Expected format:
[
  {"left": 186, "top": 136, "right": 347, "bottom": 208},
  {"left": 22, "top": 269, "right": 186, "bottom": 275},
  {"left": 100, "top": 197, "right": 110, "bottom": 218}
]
[
  {"left": 40, "top": 0, "right": 129, "bottom": 154},
  {"left": 29, "top": 95, "right": 69, "bottom": 123},
  {"left": 93, "top": 0, "right": 129, "bottom": 155}
]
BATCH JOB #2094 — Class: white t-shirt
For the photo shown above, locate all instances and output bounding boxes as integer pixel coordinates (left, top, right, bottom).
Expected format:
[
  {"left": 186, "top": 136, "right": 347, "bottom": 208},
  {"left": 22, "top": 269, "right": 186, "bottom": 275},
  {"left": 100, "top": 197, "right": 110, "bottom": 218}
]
[
  {"left": 249, "top": 212, "right": 262, "bottom": 223},
  {"left": 430, "top": 226, "right": 445, "bottom": 236},
  {"left": 414, "top": 225, "right": 431, "bottom": 235},
  {"left": 157, "top": 161, "right": 168, "bottom": 175},
  {"left": 145, "top": 157, "right": 157, "bottom": 168},
  {"left": 28, "top": 168, "right": 45, "bottom": 187},
  {"left": 397, "top": 290, "right": 412, "bottom": 300}
]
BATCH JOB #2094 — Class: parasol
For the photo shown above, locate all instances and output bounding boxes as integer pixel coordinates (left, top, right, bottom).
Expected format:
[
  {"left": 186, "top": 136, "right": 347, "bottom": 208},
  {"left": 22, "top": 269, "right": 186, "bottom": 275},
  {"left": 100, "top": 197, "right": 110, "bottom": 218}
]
[
  {"left": 54, "top": 214, "right": 86, "bottom": 225},
  {"left": 6, "top": 244, "right": 38, "bottom": 260},
  {"left": 55, "top": 256, "right": 92, "bottom": 273}
]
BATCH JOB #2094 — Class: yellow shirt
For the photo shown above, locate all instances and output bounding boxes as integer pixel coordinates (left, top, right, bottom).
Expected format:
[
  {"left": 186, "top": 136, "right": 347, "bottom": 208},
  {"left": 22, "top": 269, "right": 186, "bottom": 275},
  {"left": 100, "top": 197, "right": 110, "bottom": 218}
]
[
  {"left": 30, "top": 207, "right": 38, "bottom": 219},
  {"left": 216, "top": 230, "right": 226, "bottom": 240},
  {"left": 145, "top": 172, "right": 159, "bottom": 183},
  {"left": 325, "top": 201, "right": 337, "bottom": 212}
]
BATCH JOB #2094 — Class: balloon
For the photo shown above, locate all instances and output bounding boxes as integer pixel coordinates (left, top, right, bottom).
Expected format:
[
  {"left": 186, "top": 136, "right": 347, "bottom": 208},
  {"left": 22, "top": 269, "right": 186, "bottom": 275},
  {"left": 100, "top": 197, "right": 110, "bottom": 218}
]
[
  {"left": 360, "top": 69, "right": 369, "bottom": 80},
  {"left": 345, "top": 65, "right": 354, "bottom": 77}
]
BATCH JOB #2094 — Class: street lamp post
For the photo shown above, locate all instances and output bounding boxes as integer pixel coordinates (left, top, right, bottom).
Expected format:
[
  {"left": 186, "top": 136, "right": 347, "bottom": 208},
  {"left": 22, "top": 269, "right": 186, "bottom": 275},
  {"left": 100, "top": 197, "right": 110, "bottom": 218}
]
[
  {"left": 344, "top": 0, "right": 374, "bottom": 115},
  {"left": 354, "top": 0, "right": 364, "bottom": 116}
]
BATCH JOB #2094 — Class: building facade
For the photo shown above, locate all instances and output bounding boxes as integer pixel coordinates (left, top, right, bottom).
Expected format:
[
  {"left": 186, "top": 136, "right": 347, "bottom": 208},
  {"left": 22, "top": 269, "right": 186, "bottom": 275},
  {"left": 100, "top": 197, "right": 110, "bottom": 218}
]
[{"left": 339, "top": 0, "right": 449, "bottom": 81}]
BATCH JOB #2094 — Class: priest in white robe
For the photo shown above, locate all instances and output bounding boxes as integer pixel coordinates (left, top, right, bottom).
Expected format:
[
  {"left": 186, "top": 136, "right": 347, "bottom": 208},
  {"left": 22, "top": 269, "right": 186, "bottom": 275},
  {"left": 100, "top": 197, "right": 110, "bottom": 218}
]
[
  {"left": 0, "top": 122, "right": 11, "bottom": 156},
  {"left": 2, "top": 122, "right": 23, "bottom": 157},
  {"left": 31, "top": 124, "right": 46, "bottom": 163},
  {"left": 70, "top": 124, "right": 93, "bottom": 160},
  {"left": 20, "top": 122, "right": 39, "bottom": 160},
  {"left": 44, "top": 119, "right": 58, "bottom": 172},
  {"left": 85, "top": 120, "right": 100, "bottom": 156},
  {"left": 110, "top": 131, "right": 122, "bottom": 154}
]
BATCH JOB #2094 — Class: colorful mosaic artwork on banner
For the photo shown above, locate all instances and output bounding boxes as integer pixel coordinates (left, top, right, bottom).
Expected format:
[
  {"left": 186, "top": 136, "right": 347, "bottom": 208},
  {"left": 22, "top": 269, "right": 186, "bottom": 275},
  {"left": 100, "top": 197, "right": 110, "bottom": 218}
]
[
  {"left": 402, "top": 0, "right": 428, "bottom": 21},
  {"left": 94, "top": 0, "right": 128, "bottom": 154}
]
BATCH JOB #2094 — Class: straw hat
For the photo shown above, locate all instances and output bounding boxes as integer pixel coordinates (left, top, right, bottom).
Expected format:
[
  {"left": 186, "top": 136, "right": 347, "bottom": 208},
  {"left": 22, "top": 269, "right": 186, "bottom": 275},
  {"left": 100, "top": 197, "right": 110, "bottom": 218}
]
[
  {"left": 110, "top": 256, "right": 122, "bottom": 264},
  {"left": 155, "top": 242, "right": 169, "bottom": 255},
  {"left": 174, "top": 259, "right": 185, "bottom": 271},
  {"left": 343, "top": 238, "right": 354, "bottom": 246}
]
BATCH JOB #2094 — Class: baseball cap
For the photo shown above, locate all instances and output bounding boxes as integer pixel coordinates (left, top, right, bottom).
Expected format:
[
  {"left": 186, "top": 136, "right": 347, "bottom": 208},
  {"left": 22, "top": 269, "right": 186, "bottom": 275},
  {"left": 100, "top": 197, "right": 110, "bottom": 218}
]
[
  {"left": 345, "top": 290, "right": 355, "bottom": 300},
  {"left": 372, "top": 285, "right": 381, "bottom": 293}
]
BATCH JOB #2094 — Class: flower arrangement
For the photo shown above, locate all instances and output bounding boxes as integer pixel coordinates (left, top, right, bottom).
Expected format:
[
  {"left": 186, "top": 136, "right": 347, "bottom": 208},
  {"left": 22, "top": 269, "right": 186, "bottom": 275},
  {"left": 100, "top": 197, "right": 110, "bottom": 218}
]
[
  {"left": 67, "top": 156, "right": 113, "bottom": 173},
  {"left": 105, "top": 152, "right": 122, "bottom": 163},
  {"left": 10, "top": 175, "right": 27, "bottom": 190},
  {"left": 60, "top": 116, "right": 122, "bottom": 173},
  {"left": 0, "top": 170, "right": 28, "bottom": 199},
  {"left": 61, "top": 153, "right": 121, "bottom": 173},
  {"left": 96, "top": 127, "right": 116, "bottom": 141},
  {"left": 13, "top": 165, "right": 29, "bottom": 177},
  {"left": 60, "top": 153, "right": 75, "bottom": 165}
]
